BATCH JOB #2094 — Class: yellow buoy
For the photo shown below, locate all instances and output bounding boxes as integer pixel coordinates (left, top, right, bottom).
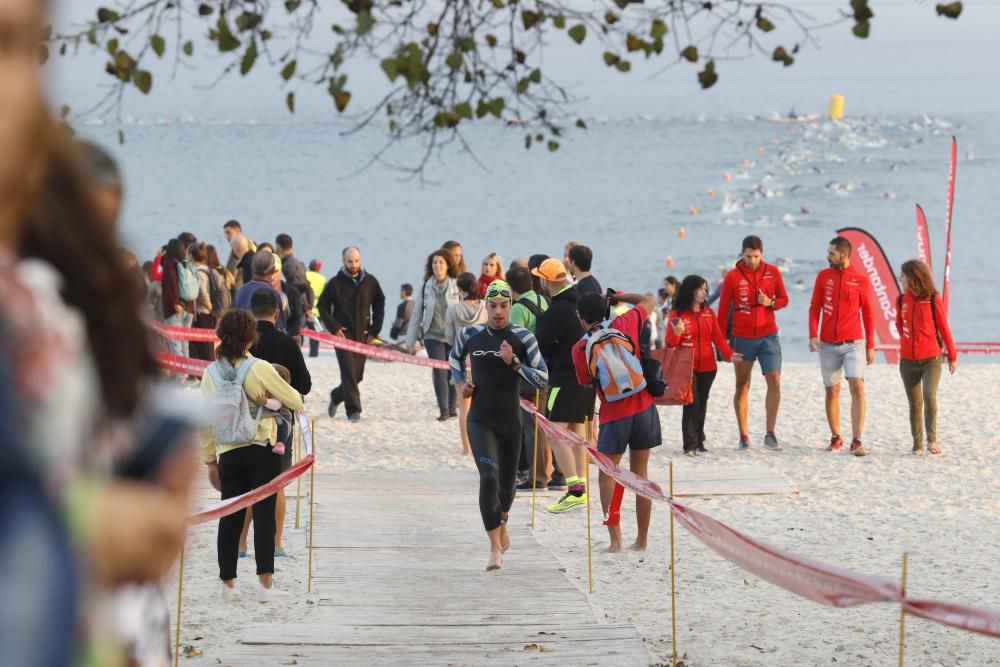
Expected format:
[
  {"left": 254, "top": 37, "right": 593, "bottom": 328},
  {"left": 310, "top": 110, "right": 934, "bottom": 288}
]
[{"left": 828, "top": 94, "right": 845, "bottom": 120}]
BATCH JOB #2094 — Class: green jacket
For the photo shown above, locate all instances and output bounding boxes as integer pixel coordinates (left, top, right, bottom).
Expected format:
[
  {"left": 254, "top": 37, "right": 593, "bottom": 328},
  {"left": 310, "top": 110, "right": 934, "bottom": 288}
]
[{"left": 510, "top": 290, "right": 549, "bottom": 334}]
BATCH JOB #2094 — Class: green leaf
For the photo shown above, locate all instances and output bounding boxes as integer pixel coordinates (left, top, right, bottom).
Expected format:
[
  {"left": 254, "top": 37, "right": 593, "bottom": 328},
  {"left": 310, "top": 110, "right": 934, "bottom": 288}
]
[
  {"left": 380, "top": 58, "right": 398, "bottom": 81},
  {"left": 356, "top": 12, "right": 375, "bottom": 36},
  {"left": 59, "top": 43, "right": 67, "bottom": 56},
  {"left": 604, "top": 11, "right": 619, "bottom": 25},
  {"left": 553, "top": 15, "right": 566, "bottom": 29},
  {"left": 936, "top": 2, "right": 962, "bottom": 19},
  {"left": 285, "top": 0, "right": 302, "bottom": 12},
  {"left": 525, "top": 134, "right": 532, "bottom": 149},
  {"left": 626, "top": 34, "right": 643, "bottom": 52},
  {"left": 603, "top": 51, "right": 620, "bottom": 66},
  {"left": 240, "top": 41, "right": 258, "bottom": 75},
  {"left": 286, "top": 92, "right": 295, "bottom": 113},
  {"left": 60, "top": 105, "right": 71, "bottom": 119},
  {"left": 516, "top": 78, "right": 530, "bottom": 94},
  {"left": 772, "top": 46, "right": 794, "bottom": 66},
  {"left": 681, "top": 45, "right": 698, "bottom": 62},
  {"left": 183, "top": 40, "right": 194, "bottom": 56},
  {"left": 445, "top": 52, "right": 463, "bottom": 69},
  {"left": 151, "top": 35, "right": 165, "bottom": 57},
  {"left": 87, "top": 29, "right": 97, "bottom": 45},
  {"left": 485, "top": 34, "right": 498, "bottom": 48},
  {"left": 455, "top": 102, "right": 473, "bottom": 119},
  {"left": 529, "top": 68, "right": 542, "bottom": 83},
  {"left": 281, "top": 59, "right": 297, "bottom": 81},
  {"left": 650, "top": 19, "right": 668, "bottom": 40},
  {"left": 852, "top": 21, "right": 870, "bottom": 38},
  {"left": 547, "top": 141, "right": 559, "bottom": 152},
  {"left": 198, "top": 4, "right": 213, "bottom": 17},
  {"left": 488, "top": 97, "right": 505, "bottom": 118},
  {"left": 96, "top": 7, "right": 120, "bottom": 23},
  {"left": 850, "top": 0, "right": 874, "bottom": 22},
  {"left": 216, "top": 16, "right": 241, "bottom": 52},
  {"left": 114, "top": 50, "right": 136, "bottom": 72},
  {"left": 522, "top": 10, "right": 540, "bottom": 30},
  {"left": 106, "top": 38, "right": 119, "bottom": 54},
  {"left": 615, "top": 60, "right": 631, "bottom": 73},
  {"left": 756, "top": 17, "right": 775, "bottom": 32},
  {"left": 118, "top": 129, "right": 125, "bottom": 145},
  {"left": 235, "top": 12, "right": 263, "bottom": 32},
  {"left": 133, "top": 69, "right": 152, "bottom": 94},
  {"left": 333, "top": 90, "right": 351, "bottom": 112},
  {"left": 568, "top": 24, "right": 587, "bottom": 44},
  {"left": 697, "top": 59, "right": 718, "bottom": 88},
  {"left": 575, "top": 118, "right": 587, "bottom": 129},
  {"left": 37, "top": 44, "right": 49, "bottom": 65},
  {"left": 426, "top": 22, "right": 438, "bottom": 36},
  {"left": 459, "top": 37, "right": 476, "bottom": 52}
]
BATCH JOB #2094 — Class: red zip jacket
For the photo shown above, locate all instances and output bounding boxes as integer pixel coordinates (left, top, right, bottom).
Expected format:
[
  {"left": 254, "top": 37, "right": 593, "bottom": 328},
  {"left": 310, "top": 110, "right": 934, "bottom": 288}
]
[
  {"left": 716, "top": 261, "right": 788, "bottom": 340},
  {"left": 808, "top": 264, "right": 875, "bottom": 349},
  {"left": 896, "top": 291, "right": 957, "bottom": 363},
  {"left": 666, "top": 306, "right": 734, "bottom": 373}
]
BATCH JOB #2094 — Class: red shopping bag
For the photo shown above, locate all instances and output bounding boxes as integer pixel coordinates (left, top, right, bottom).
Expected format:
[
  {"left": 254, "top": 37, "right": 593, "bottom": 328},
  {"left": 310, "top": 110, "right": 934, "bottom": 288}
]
[{"left": 650, "top": 347, "right": 694, "bottom": 406}]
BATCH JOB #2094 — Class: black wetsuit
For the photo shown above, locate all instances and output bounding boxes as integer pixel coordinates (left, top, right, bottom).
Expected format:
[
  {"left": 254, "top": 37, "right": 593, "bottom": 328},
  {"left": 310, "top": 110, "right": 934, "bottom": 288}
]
[{"left": 450, "top": 323, "right": 548, "bottom": 530}]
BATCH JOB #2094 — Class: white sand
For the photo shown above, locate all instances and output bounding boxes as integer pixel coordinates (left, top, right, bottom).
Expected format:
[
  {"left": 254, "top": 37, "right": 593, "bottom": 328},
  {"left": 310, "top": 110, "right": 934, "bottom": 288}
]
[{"left": 170, "top": 353, "right": 999, "bottom": 665}]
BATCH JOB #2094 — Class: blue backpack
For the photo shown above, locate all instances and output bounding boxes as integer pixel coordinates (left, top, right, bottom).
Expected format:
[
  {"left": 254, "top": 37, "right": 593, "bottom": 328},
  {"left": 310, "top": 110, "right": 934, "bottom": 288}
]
[{"left": 177, "top": 260, "right": 200, "bottom": 302}]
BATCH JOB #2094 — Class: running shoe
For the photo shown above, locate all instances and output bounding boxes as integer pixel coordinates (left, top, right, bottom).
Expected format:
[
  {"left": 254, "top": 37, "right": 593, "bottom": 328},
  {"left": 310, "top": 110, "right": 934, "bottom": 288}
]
[
  {"left": 737, "top": 437, "right": 751, "bottom": 451},
  {"left": 516, "top": 478, "right": 548, "bottom": 491},
  {"left": 546, "top": 492, "right": 587, "bottom": 513},
  {"left": 684, "top": 451, "right": 697, "bottom": 458},
  {"left": 912, "top": 445, "right": 924, "bottom": 456},
  {"left": 448, "top": 407, "right": 458, "bottom": 418},
  {"left": 220, "top": 582, "right": 238, "bottom": 602},
  {"left": 763, "top": 433, "right": 783, "bottom": 451},
  {"left": 274, "top": 548, "right": 291, "bottom": 558},
  {"left": 238, "top": 550, "right": 247, "bottom": 559},
  {"left": 348, "top": 414, "right": 361, "bottom": 423},
  {"left": 696, "top": 445, "right": 709, "bottom": 454},
  {"left": 327, "top": 391, "right": 341, "bottom": 418},
  {"left": 436, "top": 411, "right": 450, "bottom": 422},
  {"left": 850, "top": 438, "right": 868, "bottom": 457},
  {"left": 826, "top": 435, "right": 843, "bottom": 452},
  {"left": 547, "top": 473, "right": 567, "bottom": 491},
  {"left": 256, "top": 584, "right": 292, "bottom": 602}
]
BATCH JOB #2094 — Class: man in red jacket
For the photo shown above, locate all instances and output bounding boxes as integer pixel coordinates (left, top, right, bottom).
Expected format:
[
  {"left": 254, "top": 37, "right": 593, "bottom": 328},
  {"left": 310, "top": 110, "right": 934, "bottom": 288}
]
[
  {"left": 808, "top": 236, "right": 876, "bottom": 457},
  {"left": 717, "top": 236, "right": 789, "bottom": 451}
]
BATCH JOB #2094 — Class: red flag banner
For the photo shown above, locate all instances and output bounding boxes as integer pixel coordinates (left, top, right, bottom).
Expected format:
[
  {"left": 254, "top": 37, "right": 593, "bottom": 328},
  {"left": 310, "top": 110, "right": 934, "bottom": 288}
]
[
  {"left": 836, "top": 227, "right": 902, "bottom": 364},
  {"left": 157, "top": 352, "right": 211, "bottom": 377},
  {"left": 669, "top": 501, "right": 902, "bottom": 607},
  {"left": 915, "top": 204, "right": 932, "bottom": 271},
  {"left": 903, "top": 598, "right": 1000, "bottom": 639},
  {"left": 189, "top": 454, "right": 314, "bottom": 524},
  {"left": 943, "top": 135, "right": 957, "bottom": 313}
]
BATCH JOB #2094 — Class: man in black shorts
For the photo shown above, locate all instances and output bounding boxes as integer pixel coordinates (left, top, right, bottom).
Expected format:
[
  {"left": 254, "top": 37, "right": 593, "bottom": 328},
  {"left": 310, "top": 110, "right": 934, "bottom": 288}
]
[
  {"left": 532, "top": 259, "right": 595, "bottom": 513},
  {"left": 450, "top": 280, "right": 548, "bottom": 571}
]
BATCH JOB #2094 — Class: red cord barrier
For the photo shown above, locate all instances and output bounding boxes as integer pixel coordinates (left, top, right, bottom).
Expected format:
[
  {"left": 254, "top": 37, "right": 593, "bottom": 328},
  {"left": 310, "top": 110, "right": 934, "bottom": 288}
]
[{"left": 189, "top": 454, "right": 314, "bottom": 525}]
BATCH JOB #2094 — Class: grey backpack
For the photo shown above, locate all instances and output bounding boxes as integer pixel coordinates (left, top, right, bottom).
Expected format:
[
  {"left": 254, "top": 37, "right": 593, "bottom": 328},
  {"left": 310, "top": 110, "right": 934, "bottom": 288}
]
[{"left": 206, "top": 357, "right": 263, "bottom": 448}]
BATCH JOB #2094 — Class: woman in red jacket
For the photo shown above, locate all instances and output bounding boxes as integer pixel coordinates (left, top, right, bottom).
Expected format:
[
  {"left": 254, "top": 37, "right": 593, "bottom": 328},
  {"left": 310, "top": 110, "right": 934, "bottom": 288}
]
[
  {"left": 478, "top": 252, "right": 505, "bottom": 297},
  {"left": 667, "top": 275, "right": 742, "bottom": 456},
  {"left": 896, "top": 260, "right": 957, "bottom": 455}
]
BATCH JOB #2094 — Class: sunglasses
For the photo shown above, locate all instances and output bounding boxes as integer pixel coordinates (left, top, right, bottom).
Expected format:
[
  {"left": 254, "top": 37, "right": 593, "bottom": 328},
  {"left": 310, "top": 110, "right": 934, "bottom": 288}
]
[{"left": 485, "top": 285, "right": 512, "bottom": 300}]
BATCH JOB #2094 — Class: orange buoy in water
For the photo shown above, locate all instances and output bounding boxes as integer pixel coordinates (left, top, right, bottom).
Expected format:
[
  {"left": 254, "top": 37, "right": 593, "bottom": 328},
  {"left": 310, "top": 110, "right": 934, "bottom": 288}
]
[
  {"left": 723, "top": 172, "right": 732, "bottom": 182},
  {"left": 689, "top": 206, "right": 698, "bottom": 216},
  {"left": 758, "top": 146, "right": 766, "bottom": 156},
  {"left": 678, "top": 228, "right": 686, "bottom": 240},
  {"left": 707, "top": 189, "right": 716, "bottom": 198},
  {"left": 665, "top": 256, "right": 676, "bottom": 268},
  {"left": 772, "top": 138, "right": 780, "bottom": 145},
  {"left": 743, "top": 159, "right": 751, "bottom": 168}
]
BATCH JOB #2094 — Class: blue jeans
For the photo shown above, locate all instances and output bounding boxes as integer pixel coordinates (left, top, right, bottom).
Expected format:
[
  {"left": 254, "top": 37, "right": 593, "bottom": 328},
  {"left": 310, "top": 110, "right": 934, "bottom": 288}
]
[
  {"left": 424, "top": 338, "right": 455, "bottom": 415},
  {"left": 164, "top": 311, "right": 190, "bottom": 357}
]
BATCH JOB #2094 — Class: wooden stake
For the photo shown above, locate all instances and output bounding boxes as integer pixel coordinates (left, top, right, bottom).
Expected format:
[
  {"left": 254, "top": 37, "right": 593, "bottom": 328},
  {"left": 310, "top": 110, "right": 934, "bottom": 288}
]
[
  {"left": 307, "top": 421, "right": 316, "bottom": 593},
  {"left": 530, "top": 389, "right": 540, "bottom": 529},
  {"left": 174, "top": 543, "right": 184, "bottom": 667},
  {"left": 670, "top": 460, "right": 678, "bottom": 667},
  {"left": 898, "top": 551, "right": 909, "bottom": 667},
  {"left": 295, "top": 422, "right": 302, "bottom": 529}
]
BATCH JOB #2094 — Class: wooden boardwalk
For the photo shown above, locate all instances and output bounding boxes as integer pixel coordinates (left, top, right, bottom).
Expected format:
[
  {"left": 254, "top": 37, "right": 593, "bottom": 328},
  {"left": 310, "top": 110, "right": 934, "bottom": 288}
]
[{"left": 221, "top": 470, "right": 651, "bottom": 665}]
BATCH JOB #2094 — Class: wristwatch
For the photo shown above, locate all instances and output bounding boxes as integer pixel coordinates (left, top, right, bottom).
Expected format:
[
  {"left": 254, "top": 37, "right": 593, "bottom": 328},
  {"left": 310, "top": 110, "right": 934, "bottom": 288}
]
[{"left": 510, "top": 354, "right": 521, "bottom": 371}]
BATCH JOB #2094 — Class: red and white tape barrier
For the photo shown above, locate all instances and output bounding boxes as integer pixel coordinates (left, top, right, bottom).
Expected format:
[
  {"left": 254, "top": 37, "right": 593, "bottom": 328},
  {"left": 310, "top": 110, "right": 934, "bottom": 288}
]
[{"left": 189, "top": 454, "right": 313, "bottom": 525}]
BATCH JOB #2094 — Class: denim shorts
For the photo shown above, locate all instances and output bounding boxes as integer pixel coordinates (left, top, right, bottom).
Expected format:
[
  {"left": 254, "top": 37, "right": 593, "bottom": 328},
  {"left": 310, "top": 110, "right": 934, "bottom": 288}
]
[
  {"left": 597, "top": 403, "right": 662, "bottom": 455},
  {"left": 732, "top": 334, "right": 782, "bottom": 375},
  {"left": 819, "top": 342, "right": 865, "bottom": 387}
]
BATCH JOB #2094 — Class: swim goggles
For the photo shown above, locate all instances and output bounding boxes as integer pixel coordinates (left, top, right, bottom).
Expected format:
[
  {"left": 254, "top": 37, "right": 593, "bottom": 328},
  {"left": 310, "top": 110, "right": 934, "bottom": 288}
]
[{"left": 485, "top": 280, "right": 513, "bottom": 302}]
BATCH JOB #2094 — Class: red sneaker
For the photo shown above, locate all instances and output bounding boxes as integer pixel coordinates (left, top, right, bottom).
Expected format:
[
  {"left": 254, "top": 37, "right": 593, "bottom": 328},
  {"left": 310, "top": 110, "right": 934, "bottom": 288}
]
[
  {"left": 826, "top": 435, "right": 843, "bottom": 452},
  {"left": 850, "top": 438, "right": 868, "bottom": 457}
]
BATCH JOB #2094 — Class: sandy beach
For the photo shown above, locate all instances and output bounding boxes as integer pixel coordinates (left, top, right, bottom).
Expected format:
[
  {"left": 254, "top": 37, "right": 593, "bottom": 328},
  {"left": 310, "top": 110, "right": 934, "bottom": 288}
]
[{"left": 171, "top": 353, "right": 999, "bottom": 665}]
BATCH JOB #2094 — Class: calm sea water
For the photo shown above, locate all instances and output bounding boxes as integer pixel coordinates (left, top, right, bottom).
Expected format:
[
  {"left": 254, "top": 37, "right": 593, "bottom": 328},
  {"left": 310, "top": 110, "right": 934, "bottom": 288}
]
[{"left": 82, "top": 113, "right": 999, "bottom": 361}]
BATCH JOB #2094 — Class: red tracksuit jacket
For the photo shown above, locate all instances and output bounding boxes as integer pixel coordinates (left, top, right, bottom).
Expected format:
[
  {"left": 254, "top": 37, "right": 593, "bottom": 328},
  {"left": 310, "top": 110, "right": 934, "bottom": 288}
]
[
  {"left": 666, "top": 307, "right": 735, "bottom": 373},
  {"left": 896, "top": 291, "right": 957, "bottom": 362},
  {"left": 808, "top": 265, "right": 875, "bottom": 349},
  {"left": 716, "top": 261, "right": 788, "bottom": 339}
]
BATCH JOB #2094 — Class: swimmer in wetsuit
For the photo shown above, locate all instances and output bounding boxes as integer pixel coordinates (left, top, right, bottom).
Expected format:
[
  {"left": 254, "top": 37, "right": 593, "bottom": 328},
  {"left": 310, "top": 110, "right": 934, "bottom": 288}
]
[{"left": 450, "top": 280, "right": 548, "bottom": 571}]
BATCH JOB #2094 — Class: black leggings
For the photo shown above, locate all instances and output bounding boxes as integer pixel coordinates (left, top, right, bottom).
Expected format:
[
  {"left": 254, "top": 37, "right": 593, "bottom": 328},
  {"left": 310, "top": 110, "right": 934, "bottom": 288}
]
[
  {"left": 217, "top": 444, "right": 282, "bottom": 580},
  {"left": 682, "top": 371, "right": 717, "bottom": 451},
  {"left": 468, "top": 420, "right": 520, "bottom": 531}
]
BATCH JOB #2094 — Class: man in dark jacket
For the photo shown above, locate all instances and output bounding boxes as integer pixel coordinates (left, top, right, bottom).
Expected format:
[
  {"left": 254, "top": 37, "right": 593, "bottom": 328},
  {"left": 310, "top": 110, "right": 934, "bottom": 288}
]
[
  {"left": 247, "top": 289, "right": 311, "bottom": 557},
  {"left": 532, "top": 258, "right": 594, "bottom": 513},
  {"left": 318, "top": 246, "right": 386, "bottom": 422}
]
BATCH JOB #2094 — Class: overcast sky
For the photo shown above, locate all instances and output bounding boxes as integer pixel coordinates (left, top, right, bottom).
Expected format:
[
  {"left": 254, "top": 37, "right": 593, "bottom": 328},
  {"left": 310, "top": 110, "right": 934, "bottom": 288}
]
[{"left": 48, "top": 1, "right": 1000, "bottom": 120}]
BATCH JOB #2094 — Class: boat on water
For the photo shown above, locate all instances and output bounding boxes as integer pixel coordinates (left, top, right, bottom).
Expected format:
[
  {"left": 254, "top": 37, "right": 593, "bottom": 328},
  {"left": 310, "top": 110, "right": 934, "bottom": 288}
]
[{"left": 767, "top": 114, "right": 821, "bottom": 124}]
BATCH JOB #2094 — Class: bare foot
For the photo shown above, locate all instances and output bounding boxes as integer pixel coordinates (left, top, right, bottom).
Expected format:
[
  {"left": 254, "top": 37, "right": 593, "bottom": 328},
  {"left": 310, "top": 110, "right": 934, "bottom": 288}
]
[
  {"left": 606, "top": 542, "right": 624, "bottom": 554},
  {"left": 499, "top": 523, "right": 511, "bottom": 553},
  {"left": 629, "top": 541, "right": 648, "bottom": 552},
  {"left": 486, "top": 548, "right": 503, "bottom": 571}
]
